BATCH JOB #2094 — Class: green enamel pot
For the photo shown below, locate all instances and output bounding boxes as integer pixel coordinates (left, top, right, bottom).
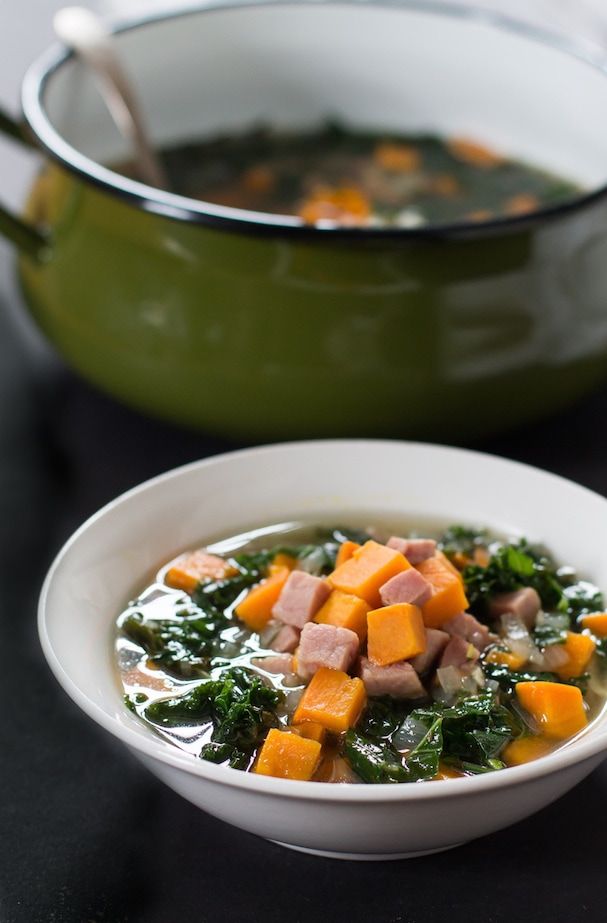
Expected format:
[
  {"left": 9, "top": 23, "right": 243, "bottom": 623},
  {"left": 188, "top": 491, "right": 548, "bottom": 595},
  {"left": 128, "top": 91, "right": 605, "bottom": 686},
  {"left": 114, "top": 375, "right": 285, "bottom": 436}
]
[{"left": 3, "top": 0, "right": 607, "bottom": 439}]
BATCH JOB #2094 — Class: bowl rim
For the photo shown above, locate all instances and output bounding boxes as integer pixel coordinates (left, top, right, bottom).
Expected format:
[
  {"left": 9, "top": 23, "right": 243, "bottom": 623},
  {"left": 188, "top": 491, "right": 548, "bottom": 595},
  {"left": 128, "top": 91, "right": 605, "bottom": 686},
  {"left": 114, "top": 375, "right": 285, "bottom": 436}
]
[
  {"left": 38, "top": 438, "right": 607, "bottom": 802},
  {"left": 21, "top": 0, "right": 607, "bottom": 240}
]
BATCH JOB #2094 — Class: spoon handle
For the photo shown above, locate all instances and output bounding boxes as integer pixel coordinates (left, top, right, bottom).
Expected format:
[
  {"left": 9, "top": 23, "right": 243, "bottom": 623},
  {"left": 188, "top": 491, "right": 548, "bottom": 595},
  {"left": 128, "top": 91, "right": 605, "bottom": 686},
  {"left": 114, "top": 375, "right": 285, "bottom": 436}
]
[{"left": 54, "top": 7, "right": 168, "bottom": 189}]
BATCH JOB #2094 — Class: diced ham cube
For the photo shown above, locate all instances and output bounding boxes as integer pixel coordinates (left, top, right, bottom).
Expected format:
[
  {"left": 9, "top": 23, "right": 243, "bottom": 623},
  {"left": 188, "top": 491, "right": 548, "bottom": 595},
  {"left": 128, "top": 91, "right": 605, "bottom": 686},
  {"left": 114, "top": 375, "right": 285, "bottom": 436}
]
[
  {"left": 488, "top": 587, "right": 541, "bottom": 628},
  {"left": 270, "top": 624, "right": 300, "bottom": 653},
  {"left": 439, "top": 636, "right": 480, "bottom": 669},
  {"left": 410, "top": 628, "right": 449, "bottom": 674},
  {"left": 296, "top": 623, "right": 359, "bottom": 681},
  {"left": 272, "top": 571, "right": 331, "bottom": 628},
  {"left": 251, "top": 654, "right": 294, "bottom": 674},
  {"left": 359, "top": 657, "right": 425, "bottom": 699},
  {"left": 443, "top": 611, "right": 492, "bottom": 652},
  {"left": 386, "top": 536, "right": 437, "bottom": 564},
  {"left": 379, "top": 568, "right": 432, "bottom": 607}
]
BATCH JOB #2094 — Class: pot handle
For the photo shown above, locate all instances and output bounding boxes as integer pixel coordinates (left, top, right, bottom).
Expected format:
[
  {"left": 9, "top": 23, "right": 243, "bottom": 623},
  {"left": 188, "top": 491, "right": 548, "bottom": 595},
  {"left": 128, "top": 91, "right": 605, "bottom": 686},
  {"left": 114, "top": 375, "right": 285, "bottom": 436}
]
[{"left": 0, "top": 106, "right": 48, "bottom": 260}]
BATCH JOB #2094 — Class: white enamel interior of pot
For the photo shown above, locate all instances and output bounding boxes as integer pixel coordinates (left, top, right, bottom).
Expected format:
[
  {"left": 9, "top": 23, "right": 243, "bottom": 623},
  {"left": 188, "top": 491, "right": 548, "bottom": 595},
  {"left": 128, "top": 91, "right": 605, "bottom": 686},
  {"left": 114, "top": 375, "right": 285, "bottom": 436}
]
[{"left": 39, "top": 2, "right": 607, "bottom": 187}]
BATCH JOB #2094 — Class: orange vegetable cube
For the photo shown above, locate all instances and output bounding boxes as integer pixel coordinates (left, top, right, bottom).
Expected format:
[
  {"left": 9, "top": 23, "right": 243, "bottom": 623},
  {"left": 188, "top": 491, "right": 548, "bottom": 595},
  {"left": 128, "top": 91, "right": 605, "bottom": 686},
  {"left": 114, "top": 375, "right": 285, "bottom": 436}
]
[
  {"left": 580, "top": 613, "right": 607, "bottom": 638},
  {"left": 235, "top": 566, "right": 290, "bottom": 632},
  {"left": 294, "top": 667, "right": 367, "bottom": 733},
  {"left": 314, "top": 590, "right": 369, "bottom": 643},
  {"left": 434, "top": 762, "right": 465, "bottom": 780},
  {"left": 367, "top": 603, "right": 426, "bottom": 666},
  {"left": 485, "top": 648, "right": 528, "bottom": 671},
  {"left": 291, "top": 721, "right": 327, "bottom": 744},
  {"left": 335, "top": 540, "right": 360, "bottom": 568},
  {"left": 448, "top": 137, "right": 504, "bottom": 168},
  {"left": 254, "top": 729, "right": 321, "bottom": 781},
  {"left": 502, "top": 735, "right": 554, "bottom": 767},
  {"left": 554, "top": 632, "right": 595, "bottom": 680},
  {"left": 516, "top": 681, "right": 588, "bottom": 740},
  {"left": 373, "top": 142, "right": 421, "bottom": 173},
  {"left": 165, "top": 550, "right": 236, "bottom": 593},
  {"left": 271, "top": 553, "right": 297, "bottom": 571},
  {"left": 328, "top": 540, "right": 410, "bottom": 608},
  {"left": 417, "top": 556, "right": 469, "bottom": 628}
]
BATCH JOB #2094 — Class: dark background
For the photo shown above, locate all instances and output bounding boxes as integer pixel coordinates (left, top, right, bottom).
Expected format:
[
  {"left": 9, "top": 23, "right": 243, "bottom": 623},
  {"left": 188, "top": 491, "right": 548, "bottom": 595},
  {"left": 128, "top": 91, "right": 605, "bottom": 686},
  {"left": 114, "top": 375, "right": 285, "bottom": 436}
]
[
  {"left": 2, "top": 252, "right": 607, "bottom": 922},
  {"left": 3, "top": 2, "right": 607, "bottom": 916}
]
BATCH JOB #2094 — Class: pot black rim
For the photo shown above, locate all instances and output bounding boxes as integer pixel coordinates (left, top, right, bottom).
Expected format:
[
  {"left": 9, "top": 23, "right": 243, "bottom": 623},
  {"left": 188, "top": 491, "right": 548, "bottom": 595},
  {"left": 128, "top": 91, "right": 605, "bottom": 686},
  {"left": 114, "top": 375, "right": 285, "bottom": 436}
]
[{"left": 20, "top": 0, "right": 607, "bottom": 240}]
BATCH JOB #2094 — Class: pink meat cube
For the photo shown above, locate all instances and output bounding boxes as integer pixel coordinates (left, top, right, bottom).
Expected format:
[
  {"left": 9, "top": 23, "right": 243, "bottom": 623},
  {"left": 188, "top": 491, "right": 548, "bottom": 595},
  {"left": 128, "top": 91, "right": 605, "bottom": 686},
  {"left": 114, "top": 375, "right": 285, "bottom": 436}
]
[
  {"left": 410, "top": 628, "right": 449, "bottom": 674},
  {"left": 379, "top": 568, "right": 432, "bottom": 607},
  {"left": 251, "top": 654, "right": 294, "bottom": 674},
  {"left": 270, "top": 624, "right": 300, "bottom": 653},
  {"left": 386, "top": 536, "right": 437, "bottom": 564},
  {"left": 272, "top": 570, "right": 331, "bottom": 628},
  {"left": 444, "top": 612, "right": 492, "bottom": 652},
  {"left": 359, "top": 657, "right": 425, "bottom": 699},
  {"left": 488, "top": 587, "right": 541, "bottom": 628},
  {"left": 295, "top": 623, "right": 359, "bottom": 681},
  {"left": 439, "top": 636, "right": 480, "bottom": 669}
]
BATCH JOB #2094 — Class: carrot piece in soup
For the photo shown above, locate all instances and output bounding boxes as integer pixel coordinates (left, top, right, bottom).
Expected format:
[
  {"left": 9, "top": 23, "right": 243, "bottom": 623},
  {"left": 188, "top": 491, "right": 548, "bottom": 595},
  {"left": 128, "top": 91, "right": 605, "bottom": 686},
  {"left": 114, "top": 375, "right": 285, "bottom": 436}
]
[
  {"left": 271, "top": 553, "right": 298, "bottom": 571},
  {"left": 373, "top": 142, "right": 421, "bottom": 173},
  {"left": 485, "top": 648, "right": 528, "bottom": 671},
  {"left": 367, "top": 603, "right": 426, "bottom": 666},
  {"left": 515, "top": 681, "right": 588, "bottom": 740},
  {"left": 314, "top": 590, "right": 369, "bottom": 643},
  {"left": 328, "top": 540, "right": 410, "bottom": 607},
  {"left": 504, "top": 193, "right": 539, "bottom": 216},
  {"left": 448, "top": 137, "right": 504, "bottom": 168},
  {"left": 298, "top": 186, "right": 370, "bottom": 225},
  {"left": 235, "top": 566, "right": 290, "bottom": 632},
  {"left": 554, "top": 632, "right": 595, "bottom": 680},
  {"left": 293, "top": 667, "right": 367, "bottom": 733},
  {"left": 254, "top": 729, "right": 321, "bottom": 781},
  {"left": 434, "top": 762, "right": 465, "bottom": 780},
  {"left": 416, "top": 556, "right": 469, "bottom": 628},
  {"left": 580, "top": 613, "right": 607, "bottom": 637},
  {"left": 502, "top": 736, "right": 554, "bottom": 767},
  {"left": 165, "top": 550, "right": 237, "bottom": 593},
  {"left": 335, "top": 540, "right": 360, "bottom": 568}
]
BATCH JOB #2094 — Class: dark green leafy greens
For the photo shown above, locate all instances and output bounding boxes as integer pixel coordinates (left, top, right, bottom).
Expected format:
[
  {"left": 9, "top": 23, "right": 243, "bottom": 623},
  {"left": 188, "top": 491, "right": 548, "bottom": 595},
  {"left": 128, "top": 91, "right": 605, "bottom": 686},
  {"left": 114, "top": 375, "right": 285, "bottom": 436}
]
[
  {"left": 143, "top": 667, "right": 282, "bottom": 768},
  {"left": 121, "top": 606, "right": 229, "bottom": 678},
  {"left": 345, "top": 692, "right": 513, "bottom": 783}
]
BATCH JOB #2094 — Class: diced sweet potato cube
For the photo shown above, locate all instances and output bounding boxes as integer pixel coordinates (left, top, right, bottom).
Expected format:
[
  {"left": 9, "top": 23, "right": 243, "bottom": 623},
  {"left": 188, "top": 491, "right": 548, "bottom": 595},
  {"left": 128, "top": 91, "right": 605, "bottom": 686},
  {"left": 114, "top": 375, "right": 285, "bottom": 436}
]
[
  {"left": 434, "top": 762, "right": 465, "bottom": 780},
  {"left": 335, "top": 541, "right": 360, "bottom": 568},
  {"left": 291, "top": 721, "right": 327, "bottom": 744},
  {"left": 580, "top": 613, "right": 607, "bottom": 638},
  {"left": 254, "top": 729, "right": 321, "bottom": 781},
  {"left": 367, "top": 603, "right": 426, "bottom": 666},
  {"left": 293, "top": 667, "right": 367, "bottom": 733},
  {"left": 554, "top": 632, "right": 595, "bottom": 680},
  {"left": 373, "top": 142, "right": 421, "bottom": 173},
  {"left": 165, "top": 550, "right": 236, "bottom": 593},
  {"left": 502, "top": 735, "right": 555, "bottom": 767},
  {"left": 516, "top": 681, "right": 588, "bottom": 740},
  {"left": 485, "top": 648, "right": 528, "bottom": 671},
  {"left": 448, "top": 137, "right": 504, "bottom": 168},
  {"left": 271, "top": 553, "right": 298, "bottom": 571},
  {"left": 416, "top": 555, "right": 469, "bottom": 628},
  {"left": 314, "top": 589, "right": 369, "bottom": 642},
  {"left": 328, "top": 540, "right": 410, "bottom": 607},
  {"left": 235, "top": 566, "right": 290, "bottom": 632}
]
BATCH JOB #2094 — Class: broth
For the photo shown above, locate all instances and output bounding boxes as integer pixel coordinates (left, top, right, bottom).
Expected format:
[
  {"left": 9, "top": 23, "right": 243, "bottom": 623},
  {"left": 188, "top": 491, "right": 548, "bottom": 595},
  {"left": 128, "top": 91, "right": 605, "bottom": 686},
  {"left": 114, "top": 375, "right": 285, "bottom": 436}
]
[
  {"left": 114, "top": 123, "right": 581, "bottom": 227},
  {"left": 116, "top": 518, "right": 606, "bottom": 783}
]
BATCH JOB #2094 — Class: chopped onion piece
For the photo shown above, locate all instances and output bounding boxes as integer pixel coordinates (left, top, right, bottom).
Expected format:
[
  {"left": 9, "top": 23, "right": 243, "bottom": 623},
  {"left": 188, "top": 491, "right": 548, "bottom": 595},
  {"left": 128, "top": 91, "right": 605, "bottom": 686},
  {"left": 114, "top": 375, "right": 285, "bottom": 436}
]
[
  {"left": 469, "top": 665, "right": 486, "bottom": 688},
  {"left": 437, "top": 665, "right": 464, "bottom": 696},
  {"left": 501, "top": 613, "right": 530, "bottom": 641},
  {"left": 509, "top": 637, "right": 534, "bottom": 660},
  {"left": 542, "top": 644, "right": 570, "bottom": 670}
]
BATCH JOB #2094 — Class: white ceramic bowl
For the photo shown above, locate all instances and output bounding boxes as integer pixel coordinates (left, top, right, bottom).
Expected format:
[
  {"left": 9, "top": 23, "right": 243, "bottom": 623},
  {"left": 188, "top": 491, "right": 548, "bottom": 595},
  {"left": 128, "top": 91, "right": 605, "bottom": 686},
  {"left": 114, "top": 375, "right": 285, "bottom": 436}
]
[{"left": 39, "top": 440, "right": 607, "bottom": 860}]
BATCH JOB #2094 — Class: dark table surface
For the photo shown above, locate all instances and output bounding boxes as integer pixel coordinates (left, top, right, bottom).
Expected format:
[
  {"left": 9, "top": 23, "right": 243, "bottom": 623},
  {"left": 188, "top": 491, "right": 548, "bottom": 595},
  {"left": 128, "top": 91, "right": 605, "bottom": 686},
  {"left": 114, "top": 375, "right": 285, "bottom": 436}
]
[{"left": 2, "top": 263, "right": 607, "bottom": 923}]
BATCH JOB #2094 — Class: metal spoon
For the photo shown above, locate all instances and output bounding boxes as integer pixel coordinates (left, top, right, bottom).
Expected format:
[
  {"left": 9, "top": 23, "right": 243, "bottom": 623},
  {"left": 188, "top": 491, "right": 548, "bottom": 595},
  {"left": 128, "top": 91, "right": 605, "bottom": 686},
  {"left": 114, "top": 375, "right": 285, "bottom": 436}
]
[{"left": 54, "top": 6, "right": 168, "bottom": 189}]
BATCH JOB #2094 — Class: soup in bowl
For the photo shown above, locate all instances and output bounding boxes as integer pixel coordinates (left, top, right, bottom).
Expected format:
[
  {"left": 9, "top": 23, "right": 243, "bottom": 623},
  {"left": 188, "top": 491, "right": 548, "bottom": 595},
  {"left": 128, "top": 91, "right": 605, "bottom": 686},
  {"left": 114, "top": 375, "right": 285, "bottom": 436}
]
[{"left": 39, "top": 441, "right": 607, "bottom": 858}]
